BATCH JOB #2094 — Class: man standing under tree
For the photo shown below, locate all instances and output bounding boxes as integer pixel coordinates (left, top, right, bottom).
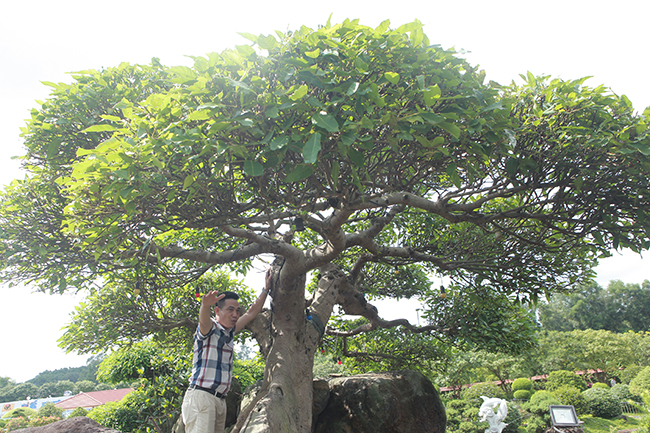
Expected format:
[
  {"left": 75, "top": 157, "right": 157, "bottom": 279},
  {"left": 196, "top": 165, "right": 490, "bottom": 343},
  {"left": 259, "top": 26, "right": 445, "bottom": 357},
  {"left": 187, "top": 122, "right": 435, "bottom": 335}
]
[{"left": 181, "top": 269, "right": 272, "bottom": 433}]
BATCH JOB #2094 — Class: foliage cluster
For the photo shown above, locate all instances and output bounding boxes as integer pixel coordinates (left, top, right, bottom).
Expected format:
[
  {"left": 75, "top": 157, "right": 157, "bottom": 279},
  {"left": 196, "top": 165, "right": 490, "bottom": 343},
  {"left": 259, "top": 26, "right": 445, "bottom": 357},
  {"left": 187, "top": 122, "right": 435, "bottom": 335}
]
[
  {"left": 544, "top": 370, "right": 588, "bottom": 392},
  {"left": 445, "top": 399, "right": 521, "bottom": 433},
  {"left": 630, "top": 366, "right": 650, "bottom": 395},
  {"left": 538, "top": 280, "right": 650, "bottom": 333},
  {"left": 582, "top": 387, "right": 623, "bottom": 419}
]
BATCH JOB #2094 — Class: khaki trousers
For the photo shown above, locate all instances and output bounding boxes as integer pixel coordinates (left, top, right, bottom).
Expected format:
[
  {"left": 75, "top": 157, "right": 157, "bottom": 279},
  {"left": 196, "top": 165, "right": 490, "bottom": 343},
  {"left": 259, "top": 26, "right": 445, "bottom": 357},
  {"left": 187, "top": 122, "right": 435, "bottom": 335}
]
[{"left": 181, "top": 388, "right": 228, "bottom": 433}]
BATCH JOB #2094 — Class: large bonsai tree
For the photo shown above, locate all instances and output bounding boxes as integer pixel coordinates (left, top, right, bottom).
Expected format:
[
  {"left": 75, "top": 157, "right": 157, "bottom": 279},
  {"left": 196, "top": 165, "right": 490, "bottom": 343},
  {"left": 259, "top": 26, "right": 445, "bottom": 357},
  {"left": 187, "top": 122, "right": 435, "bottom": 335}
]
[{"left": 1, "top": 19, "right": 649, "bottom": 432}]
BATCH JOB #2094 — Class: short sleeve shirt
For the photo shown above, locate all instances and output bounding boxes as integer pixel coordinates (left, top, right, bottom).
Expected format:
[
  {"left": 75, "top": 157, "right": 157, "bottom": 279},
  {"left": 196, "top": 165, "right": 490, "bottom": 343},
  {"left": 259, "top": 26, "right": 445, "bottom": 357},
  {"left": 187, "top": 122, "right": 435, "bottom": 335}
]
[{"left": 188, "top": 318, "right": 236, "bottom": 394}]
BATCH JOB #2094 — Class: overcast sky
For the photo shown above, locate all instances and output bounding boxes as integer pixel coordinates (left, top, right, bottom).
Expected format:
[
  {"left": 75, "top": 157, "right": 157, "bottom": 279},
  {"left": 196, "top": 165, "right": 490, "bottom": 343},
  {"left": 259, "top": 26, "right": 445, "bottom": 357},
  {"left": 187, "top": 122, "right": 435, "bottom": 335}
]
[{"left": 0, "top": 0, "right": 648, "bottom": 384}]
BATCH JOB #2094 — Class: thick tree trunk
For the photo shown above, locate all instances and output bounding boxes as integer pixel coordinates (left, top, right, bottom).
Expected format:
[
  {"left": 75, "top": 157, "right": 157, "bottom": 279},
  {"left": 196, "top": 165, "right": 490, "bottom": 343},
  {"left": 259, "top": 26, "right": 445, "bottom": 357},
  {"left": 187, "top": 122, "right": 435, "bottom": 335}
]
[{"left": 234, "top": 263, "right": 344, "bottom": 433}]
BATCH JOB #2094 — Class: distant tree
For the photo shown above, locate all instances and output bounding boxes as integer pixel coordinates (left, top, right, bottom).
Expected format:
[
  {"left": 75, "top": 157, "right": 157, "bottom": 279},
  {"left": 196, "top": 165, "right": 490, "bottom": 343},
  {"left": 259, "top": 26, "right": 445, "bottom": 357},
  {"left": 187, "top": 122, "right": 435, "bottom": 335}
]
[
  {"left": 536, "top": 330, "right": 650, "bottom": 374},
  {"left": 76, "top": 380, "right": 96, "bottom": 393},
  {"left": 538, "top": 280, "right": 650, "bottom": 332},
  {"left": 11, "top": 382, "right": 39, "bottom": 400},
  {"left": 0, "top": 377, "right": 12, "bottom": 388},
  {"left": 37, "top": 402, "right": 64, "bottom": 418},
  {"left": 49, "top": 380, "right": 77, "bottom": 397}
]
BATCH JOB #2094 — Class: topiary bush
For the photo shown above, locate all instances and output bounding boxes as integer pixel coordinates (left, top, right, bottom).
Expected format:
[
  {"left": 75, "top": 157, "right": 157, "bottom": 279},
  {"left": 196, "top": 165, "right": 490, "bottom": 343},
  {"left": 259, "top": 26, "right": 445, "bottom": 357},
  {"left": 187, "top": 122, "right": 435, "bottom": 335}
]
[
  {"left": 462, "top": 382, "right": 506, "bottom": 402},
  {"left": 545, "top": 370, "right": 588, "bottom": 392},
  {"left": 582, "top": 387, "right": 622, "bottom": 419},
  {"left": 512, "top": 378, "right": 533, "bottom": 392},
  {"left": 552, "top": 385, "right": 587, "bottom": 414},
  {"left": 522, "top": 390, "right": 561, "bottom": 416},
  {"left": 591, "top": 382, "right": 609, "bottom": 389},
  {"left": 513, "top": 389, "right": 532, "bottom": 400},
  {"left": 630, "top": 366, "right": 650, "bottom": 395}
]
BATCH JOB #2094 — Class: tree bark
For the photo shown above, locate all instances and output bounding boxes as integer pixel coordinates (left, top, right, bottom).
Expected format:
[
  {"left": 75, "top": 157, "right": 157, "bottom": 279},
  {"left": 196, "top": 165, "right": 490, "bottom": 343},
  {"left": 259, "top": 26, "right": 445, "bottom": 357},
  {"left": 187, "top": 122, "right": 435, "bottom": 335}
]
[{"left": 234, "top": 263, "right": 346, "bottom": 433}]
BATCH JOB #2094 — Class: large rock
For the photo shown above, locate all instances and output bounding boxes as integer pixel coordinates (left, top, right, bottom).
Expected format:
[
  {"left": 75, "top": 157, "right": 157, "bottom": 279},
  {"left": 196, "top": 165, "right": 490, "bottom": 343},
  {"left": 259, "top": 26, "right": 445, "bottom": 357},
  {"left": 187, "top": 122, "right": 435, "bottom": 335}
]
[
  {"left": 12, "top": 417, "right": 120, "bottom": 433},
  {"left": 313, "top": 370, "right": 446, "bottom": 433}
]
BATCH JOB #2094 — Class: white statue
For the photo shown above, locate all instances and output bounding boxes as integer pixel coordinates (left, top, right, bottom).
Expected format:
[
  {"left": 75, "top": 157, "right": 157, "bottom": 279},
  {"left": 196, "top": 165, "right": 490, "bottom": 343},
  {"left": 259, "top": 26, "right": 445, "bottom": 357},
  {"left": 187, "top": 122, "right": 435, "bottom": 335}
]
[{"left": 478, "top": 396, "right": 509, "bottom": 433}]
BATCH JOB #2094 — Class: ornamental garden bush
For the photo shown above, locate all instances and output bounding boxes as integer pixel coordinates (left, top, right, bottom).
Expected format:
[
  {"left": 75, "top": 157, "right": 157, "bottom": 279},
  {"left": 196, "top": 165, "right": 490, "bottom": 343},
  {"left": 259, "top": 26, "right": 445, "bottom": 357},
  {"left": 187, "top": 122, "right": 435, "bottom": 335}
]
[
  {"left": 545, "top": 370, "right": 588, "bottom": 392},
  {"left": 582, "top": 387, "right": 622, "bottom": 419},
  {"left": 462, "top": 382, "right": 506, "bottom": 402},
  {"left": 610, "top": 383, "right": 642, "bottom": 403},
  {"left": 513, "top": 389, "right": 532, "bottom": 400},
  {"left": 591, "top": 382, "right": 609, "bottom": 389},
  {"left": 512, "top": 378, "right": 533, "bottom": 392},
  {"left": 552, "top": 385, "right": 587, "bottom": 414},
  {"left": 69, "top": 406, "right": 89, "bottom": 418}
]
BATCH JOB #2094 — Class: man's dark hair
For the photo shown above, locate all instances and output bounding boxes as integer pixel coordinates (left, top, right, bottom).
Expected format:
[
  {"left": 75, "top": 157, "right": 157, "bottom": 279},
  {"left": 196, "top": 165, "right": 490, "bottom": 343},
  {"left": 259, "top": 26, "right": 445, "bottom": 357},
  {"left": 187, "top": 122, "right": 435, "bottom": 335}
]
[{"left": 216, "top": 291, "right": 239, "bottom": 309}]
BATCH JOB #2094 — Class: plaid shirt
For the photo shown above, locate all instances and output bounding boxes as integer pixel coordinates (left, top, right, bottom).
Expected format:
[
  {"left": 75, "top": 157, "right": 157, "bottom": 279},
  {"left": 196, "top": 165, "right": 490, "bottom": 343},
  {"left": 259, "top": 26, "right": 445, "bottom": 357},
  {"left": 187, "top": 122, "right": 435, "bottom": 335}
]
[{"left": 188, "top": 319, "right": 236, "bottom": 394}]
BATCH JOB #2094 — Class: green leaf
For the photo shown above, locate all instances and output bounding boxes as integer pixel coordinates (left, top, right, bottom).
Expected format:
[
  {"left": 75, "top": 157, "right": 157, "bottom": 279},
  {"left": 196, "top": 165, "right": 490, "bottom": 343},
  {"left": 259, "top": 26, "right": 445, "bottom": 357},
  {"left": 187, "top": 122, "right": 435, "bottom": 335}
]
[
  {"left": 312, "top": 112, "right": 339, "bottom": 133},
  {"left": 270, "top": 136, "right": 289, "bottom": 150},
  {"left": 303, "top": 133, "right": 322, "bottom": 164},
  {"left": 238, "top": 32, "right": 258, "bottom": 43},
  {"left": 188, "top": 110, "right": 211, "bottom": 121},
  {"left": 284, "top": 165, "right": 315, "bottom": 182},
  {"left": 183, "top": 175, "right": 195, "bottom": 189},
  {"left": 305, "top": 48, "right": 321, "bottom": 58},
  {"left": 257, "top": 35, "right": 277, "bottom": 50},
  {"left": 82, "top": 124, "right": 118, "bottom": 133},
  {"left": 423, "top": 85, "right": 441, "bottom": 106},
  {"left": 481, "top": 101, "right": 504, "bottom": 113},
  {"left": 384, "top": 72, "right": 400, "bottom": 85},
  {"left": 243, "top": 160, "right": 264, "bottom": 177},
  {"left": 290, "top": 85, "right": 309, "bottom": 101},
  {"left": 420, "top": 112, "right": 444, "bottom": 125},
  {"left": 348, "top": 147, "right": 364, "bottom": 167},
  {"left": 439, "top": 122, "right": 461, "bottom": 139}
]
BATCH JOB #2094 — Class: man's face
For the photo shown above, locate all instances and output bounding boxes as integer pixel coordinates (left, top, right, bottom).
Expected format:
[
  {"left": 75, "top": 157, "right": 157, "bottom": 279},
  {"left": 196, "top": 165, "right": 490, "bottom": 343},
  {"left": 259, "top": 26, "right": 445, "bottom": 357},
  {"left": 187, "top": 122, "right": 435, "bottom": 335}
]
[{"left": 215, "top": 298, "right": 240, "bottom": 329}]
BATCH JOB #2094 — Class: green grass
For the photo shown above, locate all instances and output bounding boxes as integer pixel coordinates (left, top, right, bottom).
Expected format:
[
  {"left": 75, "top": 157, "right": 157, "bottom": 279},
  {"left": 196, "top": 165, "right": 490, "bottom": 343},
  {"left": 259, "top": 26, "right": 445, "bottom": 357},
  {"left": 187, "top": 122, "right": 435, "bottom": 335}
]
[{"left": 582, "top": 414, "right": 641, "bottom": 433}]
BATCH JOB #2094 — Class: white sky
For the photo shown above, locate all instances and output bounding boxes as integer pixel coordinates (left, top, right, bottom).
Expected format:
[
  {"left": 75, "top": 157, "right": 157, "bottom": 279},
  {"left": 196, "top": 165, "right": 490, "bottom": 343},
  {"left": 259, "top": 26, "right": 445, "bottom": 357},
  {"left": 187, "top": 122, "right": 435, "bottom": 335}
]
[{"left": 0, "top": 0, "right": 648, "bottom": 384}]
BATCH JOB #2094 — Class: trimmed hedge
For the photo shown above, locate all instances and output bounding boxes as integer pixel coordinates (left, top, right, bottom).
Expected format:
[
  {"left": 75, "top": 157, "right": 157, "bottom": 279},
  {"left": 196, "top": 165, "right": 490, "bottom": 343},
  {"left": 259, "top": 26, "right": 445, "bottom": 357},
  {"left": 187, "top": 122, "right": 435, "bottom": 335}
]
[
  {"left": 514, "top": 389, "right": 532, "bottom": 400},
  {"left": 512, "top": 378, "right": 533, "bottom": 392}
]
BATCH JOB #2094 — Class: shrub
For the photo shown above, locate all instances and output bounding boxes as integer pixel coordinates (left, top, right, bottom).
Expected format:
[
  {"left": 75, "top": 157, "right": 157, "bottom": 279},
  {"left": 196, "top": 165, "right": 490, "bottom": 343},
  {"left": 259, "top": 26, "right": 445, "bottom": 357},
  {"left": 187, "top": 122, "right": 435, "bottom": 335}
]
[
  {"left": 5, "top": 417, "right": 30, "bottom": 432},
  {"left": 582, "top": 387, "right": 622, "bottom": 419},
  {"left": 552, "top": 385, "right": 587, "bottom": 414},
  {"left": 591, "top": 382, "right": 609, "bottom": 389},
  {"left": 87, "top": 400, "right": 141, "bottom": 432},
  {"left": 68, "top": 407, "right": 89, "bottom": 418},
  {"left": 2, "top": 407, "right": 37, "bottom": 419},
  {"left": 545, "top": 370, "right": 588, "bottom": 392},
  {"left": 29, "top": 416, "right": 61, "bottom": 428},
  {"left": 462, "top": 382, "right": 506, "bottom": 402},
  {"left": 630, "top": 366, "right": 650, "bottom": 395},
  {"left": 520, "top": 415, "right": 548, "bottom": 433},
  {"left": 38, "top": 402, "right": 64, "bottom": 418},
  {"left": 522, "top": 390, "right": 561, "bottom": 416},
  {"left": 502, "top": 402, "right": 523, "bottom": 433},
  {"left": 512, "top": 378, "right": 533, "bottom": 392},
  {"left": 513, "top": 389, "right": 532, "bottom": 400},
  {"left": 620, "top": 365, "right": 644, "bottom": 384},
  {"left": 610, "top": 383, "right": 642, "bottom": 403}
]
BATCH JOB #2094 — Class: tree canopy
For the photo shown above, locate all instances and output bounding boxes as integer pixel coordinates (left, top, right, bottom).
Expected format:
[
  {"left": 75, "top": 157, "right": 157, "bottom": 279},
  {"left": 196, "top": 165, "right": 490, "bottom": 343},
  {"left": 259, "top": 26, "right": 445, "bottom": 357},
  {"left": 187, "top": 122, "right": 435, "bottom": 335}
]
[
  {"left": 1, "top": 18, "right": 649, "bottom": 433},
  {"left": 538, "top": 279, "right": 650, "bottom": 332}
]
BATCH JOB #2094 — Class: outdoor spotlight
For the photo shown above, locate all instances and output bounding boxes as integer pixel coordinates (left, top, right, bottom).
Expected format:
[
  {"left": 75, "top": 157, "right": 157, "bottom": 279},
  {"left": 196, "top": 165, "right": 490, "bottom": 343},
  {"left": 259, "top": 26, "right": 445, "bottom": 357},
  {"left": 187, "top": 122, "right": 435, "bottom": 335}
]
[{"left": 549, "top": 405, "right": 580, "bottom": 427}]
